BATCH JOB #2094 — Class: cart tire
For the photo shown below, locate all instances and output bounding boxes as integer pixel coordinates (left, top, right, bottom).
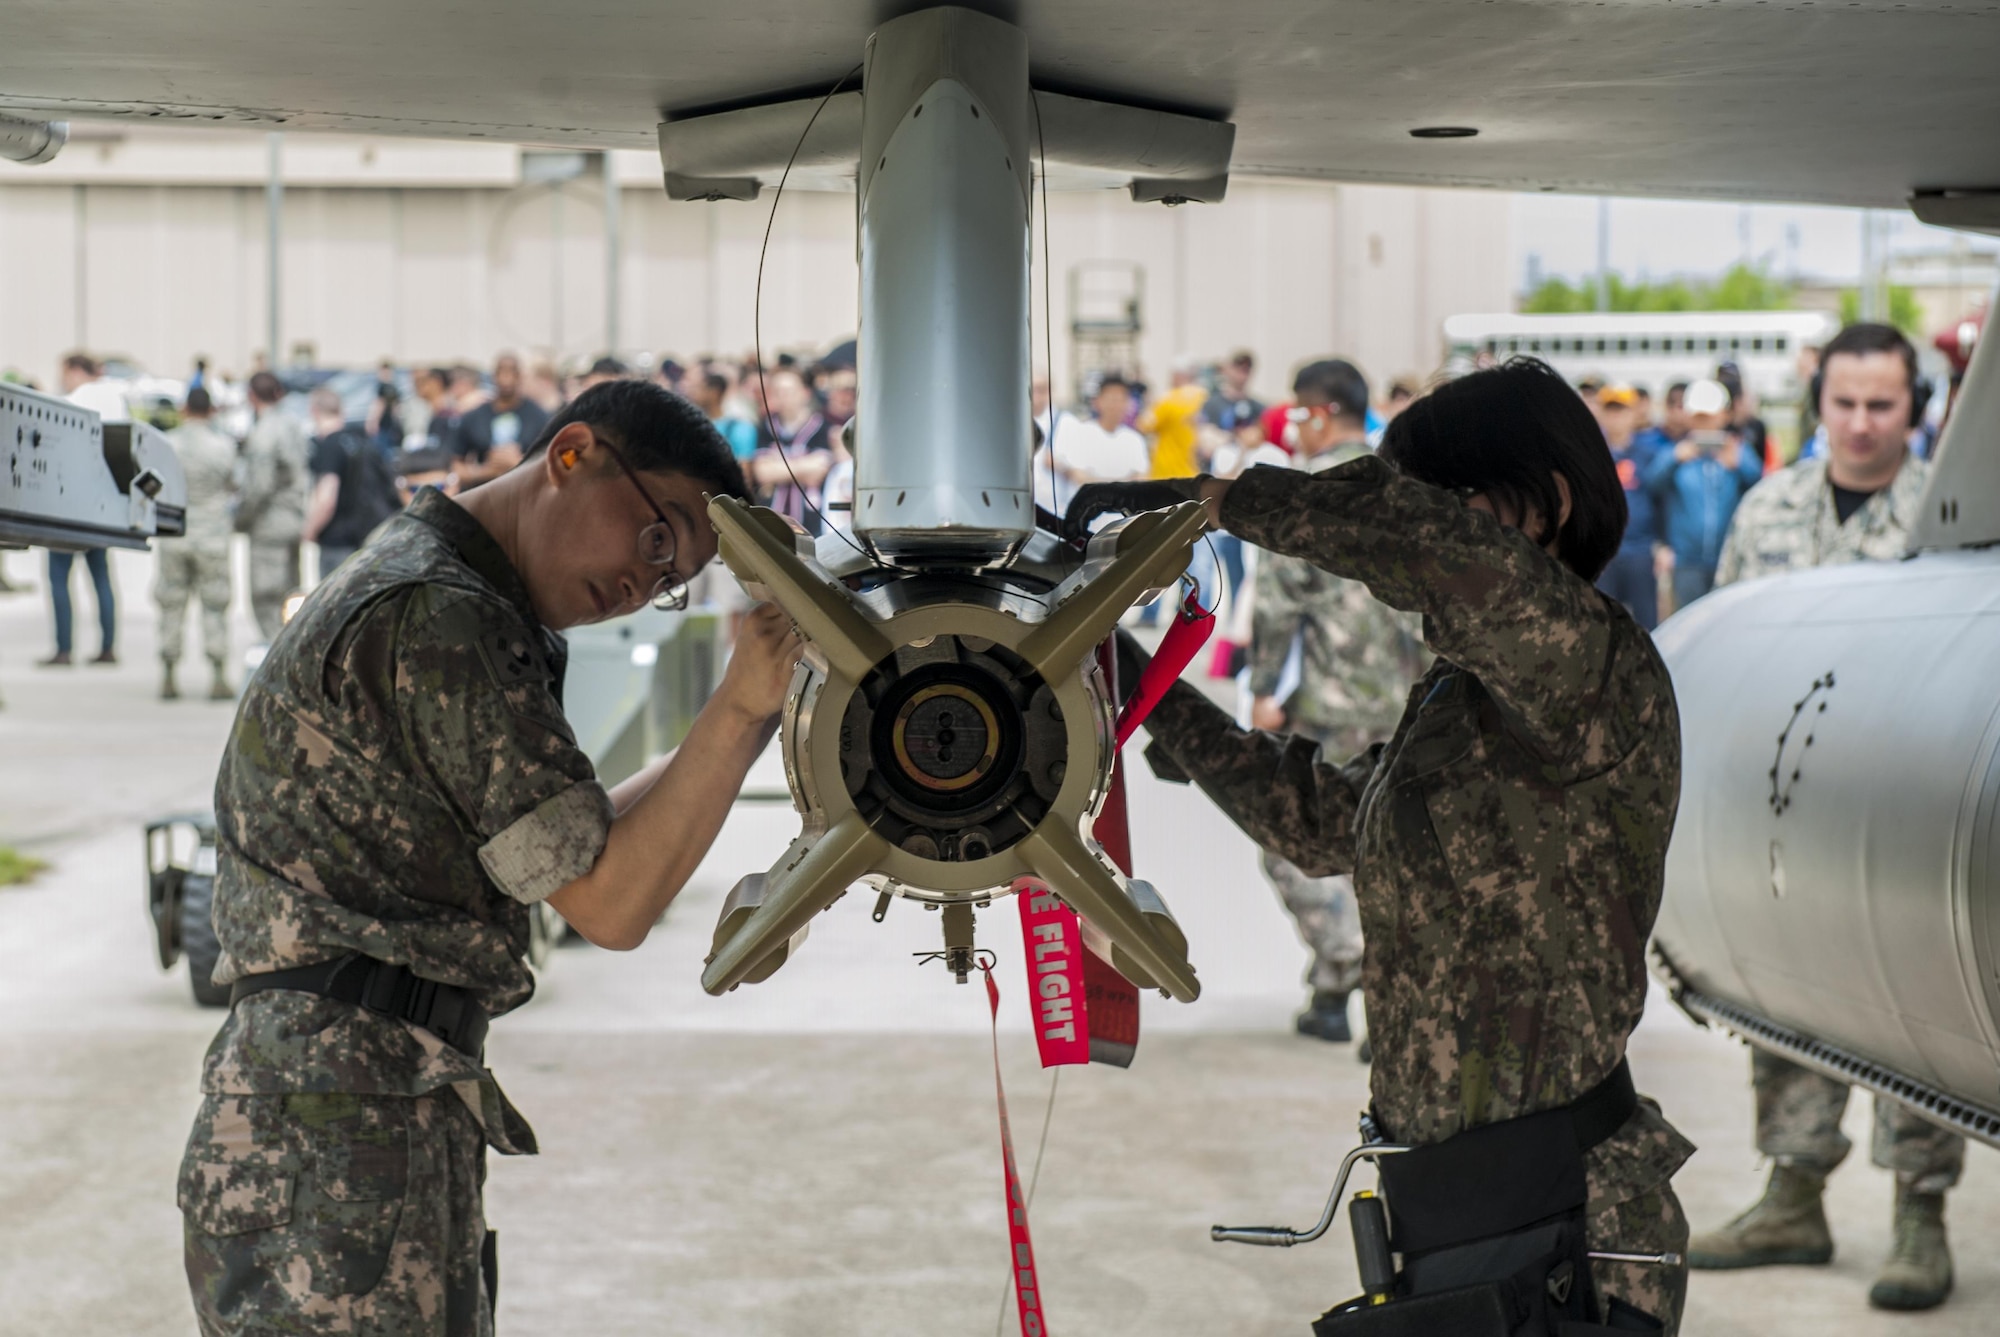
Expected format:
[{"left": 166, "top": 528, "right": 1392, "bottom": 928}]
[{"left": 179, "top": 873, "right": 231, "bottom": 1008}]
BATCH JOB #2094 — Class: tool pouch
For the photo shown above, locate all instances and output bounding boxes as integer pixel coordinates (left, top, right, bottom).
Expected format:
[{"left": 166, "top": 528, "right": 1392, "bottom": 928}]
[{"left": 1314, "top": 1061, "right": 1663, "bottom": 1337}]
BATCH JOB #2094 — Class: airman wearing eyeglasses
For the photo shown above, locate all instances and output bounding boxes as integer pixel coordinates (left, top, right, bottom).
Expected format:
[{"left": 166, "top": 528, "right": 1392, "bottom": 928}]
[{"left": 179, "top": 380, "right": 802, "bottom": 1336}]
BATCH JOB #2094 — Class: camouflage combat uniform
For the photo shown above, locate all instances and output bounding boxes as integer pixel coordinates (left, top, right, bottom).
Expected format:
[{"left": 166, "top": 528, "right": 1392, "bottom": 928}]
[
  {"left": 180, "top": 489, "right": 615, "bottom": 1335},
  {"left": 1144, "top": 455, "right": 1694, "bottom": 1330},
  {"left": 155, "top": 418, "right": 238, "bottom": 668},
  {"left": 1247, "top": 443, "right": 1428, "bottom": 995},
  {"left": 237, "top": 407, "right": 310, "bottom": 640},
  {"left": 1713, "top": 452, "right": 1960, "bottom": 1191}
]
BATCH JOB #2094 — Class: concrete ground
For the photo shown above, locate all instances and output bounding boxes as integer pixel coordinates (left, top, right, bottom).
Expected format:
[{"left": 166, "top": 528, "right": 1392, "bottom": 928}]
[{"left": 0, "top": 543, "right": 1994, "bottom": 1336}]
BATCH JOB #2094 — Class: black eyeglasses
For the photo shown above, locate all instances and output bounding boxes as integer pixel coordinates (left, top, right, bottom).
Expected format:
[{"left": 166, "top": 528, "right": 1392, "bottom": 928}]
[{"left": 593, "top": 433, "right": 692, "bottom": 612}]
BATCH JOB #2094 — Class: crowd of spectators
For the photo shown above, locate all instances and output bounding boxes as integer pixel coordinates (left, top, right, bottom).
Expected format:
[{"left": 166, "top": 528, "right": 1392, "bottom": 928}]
[{"left": 10, "top": 332, "right": 1906, "bottom": 696}]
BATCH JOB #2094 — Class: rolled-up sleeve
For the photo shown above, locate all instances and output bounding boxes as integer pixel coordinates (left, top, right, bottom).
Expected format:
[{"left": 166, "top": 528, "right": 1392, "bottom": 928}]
[
  {"left": 478, "top": 782, "right": 615, "bottom": 904},
  {"left": 396, "top": 592, "right": 614, "bottom": 903}
]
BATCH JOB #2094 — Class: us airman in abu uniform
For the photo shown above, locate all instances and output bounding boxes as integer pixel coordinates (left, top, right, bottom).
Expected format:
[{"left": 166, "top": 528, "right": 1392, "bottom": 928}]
[
  {"left": 235, "top": 370, "right": 311, "bottom": 642},
  {"left": 1073, "top": 358, "right": 1693, "bottom": 1334},
  {"left": 179, "top": 381, "right": 801, "bottom": 1335},
  {"left": 1246, "top": 360, "right": 1426, "bottom": 1044},
  {"left": 1692, "top": 322, "right": 1957, "bottom": 1313},
  {"left": 155, "top": 386, "right": 239, "bottom": 700}
]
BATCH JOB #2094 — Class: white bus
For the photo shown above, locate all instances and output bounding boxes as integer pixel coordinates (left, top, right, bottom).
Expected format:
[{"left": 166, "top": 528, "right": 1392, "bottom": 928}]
[{"left": 1442, "top": 310, "right": 1838, "bottom": 443}]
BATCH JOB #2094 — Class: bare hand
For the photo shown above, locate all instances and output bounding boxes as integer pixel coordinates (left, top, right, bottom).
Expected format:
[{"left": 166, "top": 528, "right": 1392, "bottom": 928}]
[
  {"left": 1250, "top": 695, "right": 1288, "bottom": 731},
  {"left": 1674, "top": 441, "right": 1699, "bottom": 463},
  {"left": 715, "top": 602, "right": 803, "bottom": 723}
]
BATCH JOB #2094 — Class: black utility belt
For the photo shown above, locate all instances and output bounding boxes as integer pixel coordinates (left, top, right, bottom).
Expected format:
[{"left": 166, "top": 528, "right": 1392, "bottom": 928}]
[
  {"left": 1317, "top": 1060, "right": 1663, "bottom": 1337},
  {"left": 230, "top": 952, "right": 489, "bottom": 1058}
]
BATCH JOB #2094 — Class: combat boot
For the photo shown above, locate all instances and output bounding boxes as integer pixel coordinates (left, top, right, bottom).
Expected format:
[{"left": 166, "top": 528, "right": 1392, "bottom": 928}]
[
  {"left": 207, "top": 656, "right": 233, "bottom": 701},
  {"left": 1687, "top": 1163, "right": 1834, "bottom": 1269},
  {"left": 1296, "top": 990, "right": 1352, "bottom": 1043},
  {"left": 160, "top": 659, "right": 180, "bottom": 701},
  {"left": 1869, "top": 1184, "right": 1952, "bottom": 1311}
]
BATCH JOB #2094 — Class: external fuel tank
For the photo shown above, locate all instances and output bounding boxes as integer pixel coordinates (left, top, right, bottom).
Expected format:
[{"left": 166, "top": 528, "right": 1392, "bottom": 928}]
[{"left": 1651, "top": 553, "right": 2000, "bottom": 1142}]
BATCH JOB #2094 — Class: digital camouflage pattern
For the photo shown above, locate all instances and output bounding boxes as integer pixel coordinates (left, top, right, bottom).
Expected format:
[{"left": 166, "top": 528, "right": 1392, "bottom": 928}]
[
  {"left": 1247, "top": 445, "right": 1428, "bottom": 997},
  {"left": 1263, "top": 853, "right": 1365, "bottom": 996},
  {"left": 1588, "top": 1172, "right": 1690, "bottom": 1335},
  {"left": 1248, "top": 444, "right": 1428, "bottom": 749},
  {"left": 1144, "top": 454, "right": 1694, "bottom": 1224},
  {"left": 1751, "top": 1050, "right": 1964, "bottom": 1193},
  {"left": 237, "top": 409, "right": 310, "bottom": 638},
  {"left": 186, "top": 488, "right": 610, "bottom": 1327},
  {"left": 237, "top": 409, "right": 310, "bottom": 545},
  {"left": 1716, "top": 451, "right": 1964, "bottom": 1193},
  {"left": 181, "top": 1090, "right": 493, "bottom": 1335},
  {"left": 156, "top": 419, "right": 238, "bottom": 665},
  {"left": 199, "top": 487, "right": 611, "bottom": 1153},
  {"left": 1713, "top": 453, "right": 1931, "bottom": 588},
  {"left": 248, "top": 538, "right": 302, "bottom": 643}
]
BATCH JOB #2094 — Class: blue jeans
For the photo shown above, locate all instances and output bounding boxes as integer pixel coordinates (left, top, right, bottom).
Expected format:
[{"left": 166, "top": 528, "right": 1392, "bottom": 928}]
[
  {"left": 1597, "top": 548, "right": 1658, "bottom": 630},
  {"left": 48, "top": 548, "right": 116, "bottom": 655},
  {"left": 1211, "top": 532, "right": 1247, "bottom": 607},
  {"left": 1672, "top": 563, "right": 1716, "bottom": 613}
]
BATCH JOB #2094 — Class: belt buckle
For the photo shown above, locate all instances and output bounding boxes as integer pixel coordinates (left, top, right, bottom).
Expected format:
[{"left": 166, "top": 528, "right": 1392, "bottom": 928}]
[{"left": 358, "top": 960, "right": 411, "bottom": 1018}]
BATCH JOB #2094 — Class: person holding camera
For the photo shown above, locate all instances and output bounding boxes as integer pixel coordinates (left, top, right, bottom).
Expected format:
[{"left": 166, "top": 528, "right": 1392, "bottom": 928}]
[{"left": 1641, "top": 378, "right": 1764, "bottom": 608}]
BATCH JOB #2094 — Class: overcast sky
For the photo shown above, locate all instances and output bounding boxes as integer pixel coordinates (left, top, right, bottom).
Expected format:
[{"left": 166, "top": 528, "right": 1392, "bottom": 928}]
[{"left": 1509, "top": 194, "right": 1997, "bottom": 292}]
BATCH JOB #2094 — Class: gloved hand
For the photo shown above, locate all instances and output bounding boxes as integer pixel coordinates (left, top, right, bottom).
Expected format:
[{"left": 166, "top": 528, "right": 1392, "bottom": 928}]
[
  {"left": 1111, "top": 628, "right": 1150, "bottom": 710},
  {"left": 1064, "top": 477, "right": 1209, "bottom": 545}
]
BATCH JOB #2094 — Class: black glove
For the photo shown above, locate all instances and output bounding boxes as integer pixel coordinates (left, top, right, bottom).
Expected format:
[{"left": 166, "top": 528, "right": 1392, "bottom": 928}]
[
  {"left": 1064, "top": 477, "right": 1208, "bottom": 545},
  {"left": 1111, "top": 628, "right": 1150, "bottom": 710}
]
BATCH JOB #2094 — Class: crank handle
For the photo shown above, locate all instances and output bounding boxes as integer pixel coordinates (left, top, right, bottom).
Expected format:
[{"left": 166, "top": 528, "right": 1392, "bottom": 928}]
[
  {"left": 1209, "top": 1226, "right": 1300, "bottom": 1247},
  {"left": 1211, "top": 1142, "right": 1410, "bottom": 1249}
]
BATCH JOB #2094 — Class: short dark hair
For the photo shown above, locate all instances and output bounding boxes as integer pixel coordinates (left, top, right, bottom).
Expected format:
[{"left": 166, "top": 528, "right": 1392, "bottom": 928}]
[
  {"left": 1665, "top": 380, "right": 1690, "bottom": 403},
  {"left": 184, "top": 386, "right": 214, "bottom": 416},
  {"left": 703, "top": 371, "right": 730, "bottom": 396},
  {"left": 62, "top": 351, "right": 99, "bottom": 376},
  {"left": 1293, "top": 359, "right": 1370, "bottom": 421},
  {"left": 1095, "top": 374, "right": 1132, "bottom": 396},
  {"left": 1378, "top": 357, "right": 1626, "bottom": 582},
  {"left": 589, "top": 355, "right": 630, "bottom": 378},
  {"left": 528, "top": 379, "right": 748, "bottom": 503},
  {"left": 248, "top": 371, "right": 285, "bottom": 404},
  {"left": 1821, "top": 321, "right": 1920, "bottom": 393}
]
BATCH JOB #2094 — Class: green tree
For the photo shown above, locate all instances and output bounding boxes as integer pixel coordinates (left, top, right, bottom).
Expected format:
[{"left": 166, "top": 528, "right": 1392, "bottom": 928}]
[
  {"left": 1838, "top": 286, "right": 1924, "bottom": 334},
  {"left": 1522, "top": 263, "right": 1794, "bottom": 314}
]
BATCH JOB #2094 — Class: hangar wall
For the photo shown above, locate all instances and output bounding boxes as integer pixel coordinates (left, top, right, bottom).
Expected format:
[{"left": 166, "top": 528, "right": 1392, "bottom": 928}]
[{"left": 0, "top": 128, "right": 1511, "bottom": 402}]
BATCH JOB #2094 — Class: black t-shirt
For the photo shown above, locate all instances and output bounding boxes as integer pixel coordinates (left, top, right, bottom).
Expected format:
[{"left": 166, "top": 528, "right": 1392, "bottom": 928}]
[
  {"left": 311, "top": 429, "right": 405, "bottom": 549},
  {"left": 453, "top": 399, "right": 550, "bottom": 465},
  {"left": 1830, "top": 482, "right": 1879, "bottom": 525},
  {"left": 1204, "top": 391, "right": 1265, "bottom": 433}
]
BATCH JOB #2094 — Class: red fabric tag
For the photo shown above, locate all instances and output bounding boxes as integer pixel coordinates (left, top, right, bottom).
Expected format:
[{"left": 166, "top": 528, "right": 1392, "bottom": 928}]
[
  {"left": 984, "top": 966, "right": 1050, "bottom": 1337},
  {"left": 1016, "top": 881, "right": 1090, "bottom": 1067},
  {"left": 1116, "top": 592, "right": 1216, "bottom": 747},
  {"left": 1085, "top": 635, "right": 1146, "bottom": 1068}
]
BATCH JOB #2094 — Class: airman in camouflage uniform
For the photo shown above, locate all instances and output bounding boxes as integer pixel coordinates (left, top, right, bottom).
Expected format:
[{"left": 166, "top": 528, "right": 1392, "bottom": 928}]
[
  {"left": 236, "top": 372, "right": 310, "bottom": 642},
  {"left": 1248, "top": 441, "right": 1428, "bottom": 1040},
  {"left": 180, "top": 381, "right": 796, "bottom": 1335},
  {"left": 155, "top": 392, "right": 238, "bottom": 700},
  {"left": 1694, "top": 355, "right": 1956, "bottom": 1309},
  {"left": 1127, "top": 449, "right": 1693, "bottom": 1330},
  {"left": 1713, "top": 450, "right": 1930, "bottom": 583}
]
